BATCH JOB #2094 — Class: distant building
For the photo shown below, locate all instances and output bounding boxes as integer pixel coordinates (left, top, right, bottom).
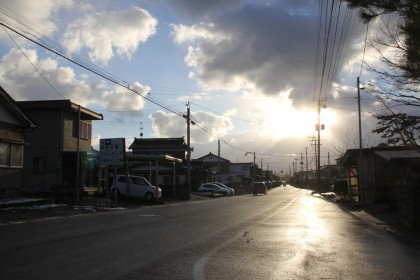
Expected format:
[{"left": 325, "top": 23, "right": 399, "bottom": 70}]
[
  {"left": 127, "top": 137, "right": 187, "bottom": 197},
  {"left": 196, "top": 152, "right": 253, "bottom": 191},
  {"left": 129, "top": 137, "right": 187, "bottom": 160}
]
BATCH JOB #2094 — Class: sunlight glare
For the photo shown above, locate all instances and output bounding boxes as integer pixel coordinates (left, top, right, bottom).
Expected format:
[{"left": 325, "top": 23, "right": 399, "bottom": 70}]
[{"left": 265, "top": 108, "right": 317, "bottom": 138}]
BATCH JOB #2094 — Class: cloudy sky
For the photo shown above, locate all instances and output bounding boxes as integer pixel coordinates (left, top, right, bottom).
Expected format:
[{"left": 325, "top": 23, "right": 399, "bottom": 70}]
[{"left": 0, "top": 0, "right": 383, "bottom": 174}]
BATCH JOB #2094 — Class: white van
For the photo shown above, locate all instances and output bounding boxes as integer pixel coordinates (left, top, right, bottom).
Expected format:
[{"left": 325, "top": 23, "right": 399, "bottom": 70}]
[{"left": 110, "top": 175, "right": 162, "bottom": 201}]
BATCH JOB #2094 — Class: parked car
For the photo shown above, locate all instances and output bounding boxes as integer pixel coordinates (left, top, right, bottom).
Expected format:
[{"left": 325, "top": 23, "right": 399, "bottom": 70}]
[
  {"left": 210, "top": 182, "right": 235, "bottom": 195},
  {"left": 197, "top": 183, "right": 230, "bottom": 196},
  {"left": 253, "top": 182, "right": 267, "bottom": 196},
  {"left": 110, "top": 175, "right": 161, "bottom": 201}
]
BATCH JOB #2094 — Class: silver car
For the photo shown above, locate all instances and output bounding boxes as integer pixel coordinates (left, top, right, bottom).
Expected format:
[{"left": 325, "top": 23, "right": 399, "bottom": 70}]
[
  {"left": 110, "top": 175, "right": 161, "bottom": 201},
  {"left": 210, "top": 182, "right": 235, "bottom": 195},
  {"left": 197, "top": 183, "right": 230, "bottom": 195}
]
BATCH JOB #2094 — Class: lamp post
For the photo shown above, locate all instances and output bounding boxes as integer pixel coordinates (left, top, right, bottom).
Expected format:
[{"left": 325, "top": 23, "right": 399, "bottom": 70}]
[{"left": 357, "top": 77, "right": 364, "bottom": 206}]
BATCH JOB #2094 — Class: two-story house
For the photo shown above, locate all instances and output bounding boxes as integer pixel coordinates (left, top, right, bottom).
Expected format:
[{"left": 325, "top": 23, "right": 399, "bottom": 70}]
[
  {"left": 17, "top": 100, "right": 103, "bottom": 193},
  {"left": 0, "top": 87, "right": 36, "bottom": 197}
]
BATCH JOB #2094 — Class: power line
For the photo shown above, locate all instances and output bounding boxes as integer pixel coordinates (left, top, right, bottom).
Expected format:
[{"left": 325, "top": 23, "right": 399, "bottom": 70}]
[
  {"left": 359, "top": 22, "right": 370, "bottom": 78},
  {"left": 2, "top": 25, "right": 66, "bottom": 100},
  {"left": 0, "top": 14, "right": 184, "bottom": 118}
]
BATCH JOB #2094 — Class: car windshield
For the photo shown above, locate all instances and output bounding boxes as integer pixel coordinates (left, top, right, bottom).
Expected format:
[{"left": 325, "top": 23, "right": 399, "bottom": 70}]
[{"left": 131, "top": 177, "right": 151, "bottom": 186}]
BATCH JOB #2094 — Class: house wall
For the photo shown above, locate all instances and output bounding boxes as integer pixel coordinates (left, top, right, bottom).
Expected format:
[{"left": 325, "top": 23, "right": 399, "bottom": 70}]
[
  {"left": 349, "top": 153, "right": 398, "bottom": 205},
  {"left": 62, "top": 111, "right": 92, "bottom": 152},
  {"left": 373, "top": 156, "right": 398, "bottom": 203},
  {"left": 229, "top": 164, "right": 251, "bottom": 176},
  {"left": 21, "top": 109, "right": 62, "bottom": 192},
  {"left": 0, "top": 126, "right": 25, "bottom": 196},
  {"left": 396, "top": 164, "right": 420, "bottom": 229},
  {"left": 22, "top": 108, "right": 93, "bottom": 192},
  {"left": 363, "top": 154, "right": 376, "bottom": 205}
]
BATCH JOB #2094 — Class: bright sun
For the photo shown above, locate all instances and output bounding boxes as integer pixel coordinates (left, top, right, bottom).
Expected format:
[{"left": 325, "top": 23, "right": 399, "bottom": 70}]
[{"left": 263, "top": 107, "right": 337, "bottom": 139}]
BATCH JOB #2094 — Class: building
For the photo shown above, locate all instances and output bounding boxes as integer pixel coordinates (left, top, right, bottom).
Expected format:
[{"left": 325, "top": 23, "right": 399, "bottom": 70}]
[
  {"left": 338, "top": 146, "right": 420, "bottom": 229},
  {"left": 0, "top": 87, "right": 36, "bottom": 197},
  {"left": 196, "top": 152, "right": 253, "bottom": 193},
  {"left": 17, "top": 100, "right": 103, "bottom": 193},
  {"left": 127, "top": 137, "right": 187, "bottom": 198}
]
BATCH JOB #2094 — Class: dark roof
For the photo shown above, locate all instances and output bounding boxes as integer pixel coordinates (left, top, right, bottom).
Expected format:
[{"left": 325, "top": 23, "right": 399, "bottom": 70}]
[
  {"left": 0, "top": 86, "right": 37, "bottom": 129},
  {"left": 374, "top": 150, "right": 420, "bottom": 161},
  {"left": 338, "top": 146, "right": 420, "bottom": 166},
  {"left": 196, "top": 152, "right": 230, "bottom": 163},
  {"left": 129, "top": 137, "right": 187, "bottom": 151},
  {"left": 17, "top": 99, "right": 103, "bottom": 120}
]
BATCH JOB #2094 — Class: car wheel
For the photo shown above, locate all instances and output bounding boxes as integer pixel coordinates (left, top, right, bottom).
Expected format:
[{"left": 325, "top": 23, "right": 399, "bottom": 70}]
[{"left": 144, "top": 192, "right": 154, "bottom": 201}]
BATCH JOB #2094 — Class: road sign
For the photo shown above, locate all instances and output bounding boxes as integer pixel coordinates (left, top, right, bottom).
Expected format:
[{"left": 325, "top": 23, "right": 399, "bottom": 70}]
[{"left": 99, "top": 138, "right": 125, "bottom": 166}]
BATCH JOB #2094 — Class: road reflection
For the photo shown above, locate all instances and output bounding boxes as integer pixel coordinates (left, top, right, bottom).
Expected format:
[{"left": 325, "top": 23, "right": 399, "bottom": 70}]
[{"left": 288, "top": 195, "right": 327, "bottom": 247}]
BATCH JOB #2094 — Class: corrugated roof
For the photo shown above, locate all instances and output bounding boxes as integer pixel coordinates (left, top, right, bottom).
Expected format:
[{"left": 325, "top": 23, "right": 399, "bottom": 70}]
[{"left": 374, "top": 150, "right": 420, "bottom": 161}]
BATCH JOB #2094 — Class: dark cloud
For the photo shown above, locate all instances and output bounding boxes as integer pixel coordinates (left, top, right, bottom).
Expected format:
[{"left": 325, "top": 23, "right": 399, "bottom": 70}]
[
  {"left": 173, "top": 2, "right": 367, "bottom": 108},
  {"left": 164, "top": 0, "right": 243, "bottom": 19}
]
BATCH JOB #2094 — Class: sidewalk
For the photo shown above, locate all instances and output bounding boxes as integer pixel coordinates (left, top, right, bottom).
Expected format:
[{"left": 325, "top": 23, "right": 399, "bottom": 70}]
[
  {"left": 0, "top": 193, "right": 215, "bottom": 224},
  {"left": 319, "top": 192, "right": 420, "bottom": 247}
]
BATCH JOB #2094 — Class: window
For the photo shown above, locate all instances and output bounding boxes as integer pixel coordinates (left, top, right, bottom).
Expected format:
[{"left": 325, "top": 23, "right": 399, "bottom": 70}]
[
  {"left": 11, "top": 145, "right": 23, "bottom": 167},
  {"left": 0, "top": 142, "right": 23, "bottom": 167},
  {"left": 33, "top": 157, "right": 46, "bottom": 173},
  {"left": 78, "top": 120, "right": 92, "bottom": 140},
  {"left": 0, "top": 142, "right": 10, "bottom": 166}
]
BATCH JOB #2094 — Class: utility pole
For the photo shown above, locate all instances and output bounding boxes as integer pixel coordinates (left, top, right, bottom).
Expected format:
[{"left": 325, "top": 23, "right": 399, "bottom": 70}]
[
  {"left": 245, "top": 152, "right": 256, "bottom": 189},
  {"left": 305, "top": 147, "right": 309, "bottom": 187},
  {"left": 357, "top": 77, "right": 364, "bottom": 206},
  {"left": 186, "top": 102, "right": 192, "bottom": 200},
  {"left": 308, "top": 136, "right": 317, "bottom": 171},
  {"left": 75, "top": 105, "right": 81, "bottom": 205},
  {"left": 317, "top": 101, "right": 321, "bottom": 192},
  {"left": 217, "top": 139, "right": 221, "bottom": 182},
  {"left": 300, "top": 153, "right": 304, "bottom": 172}
]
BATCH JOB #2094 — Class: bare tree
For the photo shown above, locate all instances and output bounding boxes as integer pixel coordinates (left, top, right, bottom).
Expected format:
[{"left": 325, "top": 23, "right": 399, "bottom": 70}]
[
  {"left": 331, "top": 128, "right": 373, "bottom": 159},
  {"left": 344, "top": 1, "right": 420, "bottom": 146},
  {"left": 344, "top": 0, "right": 420, "bottom": 78}
]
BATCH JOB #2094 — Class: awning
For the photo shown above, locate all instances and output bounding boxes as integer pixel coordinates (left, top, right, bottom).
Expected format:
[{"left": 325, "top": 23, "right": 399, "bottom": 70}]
[{"left": 126, "top": 154, "right": 183, "bottom": 163}]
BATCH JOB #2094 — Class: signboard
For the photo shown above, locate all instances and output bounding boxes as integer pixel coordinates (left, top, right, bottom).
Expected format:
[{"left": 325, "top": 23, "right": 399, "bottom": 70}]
[{"left": 99, "top": 138, "right": 125, "bottom": 166}]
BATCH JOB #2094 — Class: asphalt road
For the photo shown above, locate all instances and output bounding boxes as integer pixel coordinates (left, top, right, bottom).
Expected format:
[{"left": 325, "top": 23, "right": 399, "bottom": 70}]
[{"left": 1, "top": 186, "right": 419, "bottom": 280}]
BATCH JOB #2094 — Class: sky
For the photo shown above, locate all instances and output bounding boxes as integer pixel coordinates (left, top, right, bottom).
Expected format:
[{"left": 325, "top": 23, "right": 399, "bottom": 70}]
[{"left": 0, "top": 0, "right": 385, "bottom": 175}]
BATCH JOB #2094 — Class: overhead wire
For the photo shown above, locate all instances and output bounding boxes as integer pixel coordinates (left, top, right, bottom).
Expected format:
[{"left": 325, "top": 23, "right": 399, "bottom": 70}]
[
  {"left": 1, "top": 4, "right": 330, "bottom": 167},
  {"left": 2, "top": 25, "right": 67, "bottom": 100},
  {"left": 0, "top": 9, "right": 184, "bottom": 118},
  {"left": 359, "top": 22, "right": 370, "bottom": 78},
  {"left": 0, "top": 6, "right": 257, "bottom": 161},
  {"left": 314, "top": 0, "right": 356, "bottom": 106}
]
